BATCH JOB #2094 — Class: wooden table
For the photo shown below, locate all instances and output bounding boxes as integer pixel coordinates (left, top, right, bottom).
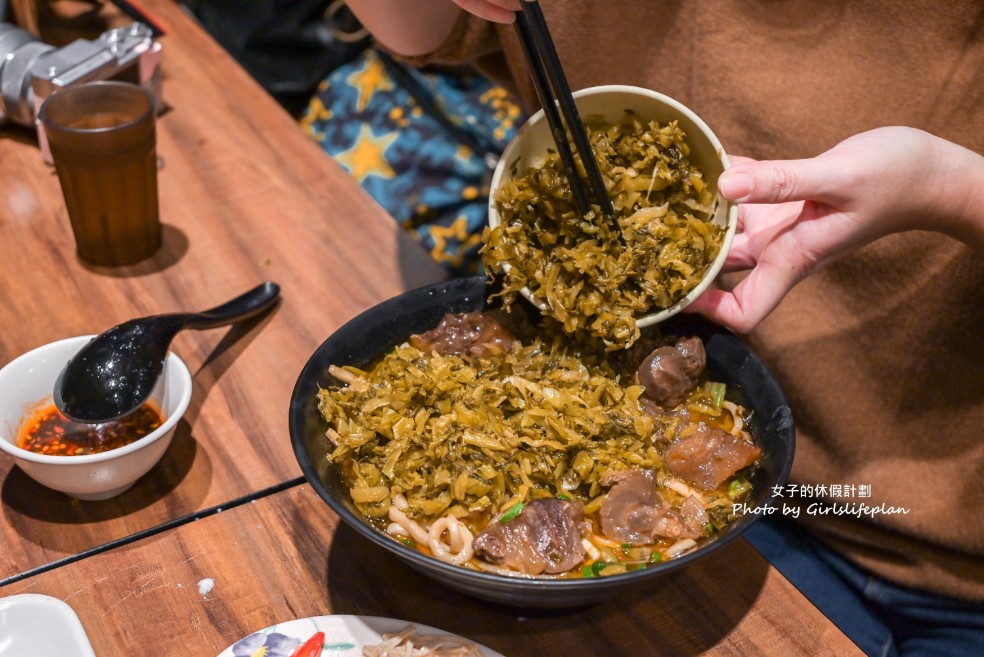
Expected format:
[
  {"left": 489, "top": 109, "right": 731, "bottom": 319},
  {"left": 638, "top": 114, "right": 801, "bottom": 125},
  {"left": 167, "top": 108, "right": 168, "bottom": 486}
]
[
  {"left": 0, "top": 0, "right": 447, "bottom": 582},
  {"left": 0, "top": 2, "right": 863, "bottom": 655}
]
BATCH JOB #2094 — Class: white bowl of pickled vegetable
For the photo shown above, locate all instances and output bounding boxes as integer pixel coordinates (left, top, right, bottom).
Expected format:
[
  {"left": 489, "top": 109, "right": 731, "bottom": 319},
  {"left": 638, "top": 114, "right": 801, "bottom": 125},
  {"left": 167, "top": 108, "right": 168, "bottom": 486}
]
[{"left": 485, "top": 85, "right": 737, "bottom": 349}]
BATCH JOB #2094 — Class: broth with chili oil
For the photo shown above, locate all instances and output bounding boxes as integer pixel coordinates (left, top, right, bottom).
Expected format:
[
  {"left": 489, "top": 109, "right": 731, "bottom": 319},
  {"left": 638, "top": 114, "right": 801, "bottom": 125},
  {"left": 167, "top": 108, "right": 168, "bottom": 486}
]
[{"left": 17, "top": 401, "right": 164, "bottom": 456}]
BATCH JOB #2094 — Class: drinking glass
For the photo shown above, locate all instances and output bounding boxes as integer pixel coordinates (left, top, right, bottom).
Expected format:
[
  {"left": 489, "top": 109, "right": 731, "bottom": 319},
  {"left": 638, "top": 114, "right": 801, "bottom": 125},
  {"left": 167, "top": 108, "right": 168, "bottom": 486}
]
[{"left": 38, "top": 81, "right": 161, "bottom": 266}]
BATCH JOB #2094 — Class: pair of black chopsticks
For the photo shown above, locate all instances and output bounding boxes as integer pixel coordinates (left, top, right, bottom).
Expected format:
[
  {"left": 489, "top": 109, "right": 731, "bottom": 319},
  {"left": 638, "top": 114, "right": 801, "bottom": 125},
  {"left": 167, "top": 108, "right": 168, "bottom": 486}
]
[{"left": 514, "top": 1, "right": 615, "bottom": 221}]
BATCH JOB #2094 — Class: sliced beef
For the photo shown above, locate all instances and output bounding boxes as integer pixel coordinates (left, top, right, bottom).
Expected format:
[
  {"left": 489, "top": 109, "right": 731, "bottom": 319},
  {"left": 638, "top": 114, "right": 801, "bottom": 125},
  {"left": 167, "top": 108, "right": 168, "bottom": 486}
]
[
  {"left": 664, "top": 423, "right": 763, "bottom": 490},
  {"left": 636, "top": 336, "right": 707, "bottom": 408},
  {"left": 472, "top": 498, "right": 585, "bottom": 575},
  {"left": 679, "top": 494, "right": 710, "bottom": 536},
  {"left": 599, "top": 469, "right": 699, "bottom": 544},
  {"left": 409, "top": 310, "right": 515, "bottom": 358}
]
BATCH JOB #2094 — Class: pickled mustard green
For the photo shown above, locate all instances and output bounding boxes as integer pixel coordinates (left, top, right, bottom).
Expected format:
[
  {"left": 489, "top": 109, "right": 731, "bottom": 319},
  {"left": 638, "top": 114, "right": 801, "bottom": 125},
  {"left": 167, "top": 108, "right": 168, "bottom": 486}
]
[{"left": 482, "top": 115, "right": 723, "bottom": 349}]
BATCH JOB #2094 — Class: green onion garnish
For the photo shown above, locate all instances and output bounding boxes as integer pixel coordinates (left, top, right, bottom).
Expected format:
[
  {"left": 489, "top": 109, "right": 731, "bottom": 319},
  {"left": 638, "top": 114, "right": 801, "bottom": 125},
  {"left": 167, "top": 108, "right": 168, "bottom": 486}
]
[
  {"left": 499, "top": 502, "right": 525, "bottom": 523},
  {"left": 728, "top": 479, "right": 752, "bottom": 499},
  {"left": 705, "top": 381, "right": 726, "bottom": 409}
]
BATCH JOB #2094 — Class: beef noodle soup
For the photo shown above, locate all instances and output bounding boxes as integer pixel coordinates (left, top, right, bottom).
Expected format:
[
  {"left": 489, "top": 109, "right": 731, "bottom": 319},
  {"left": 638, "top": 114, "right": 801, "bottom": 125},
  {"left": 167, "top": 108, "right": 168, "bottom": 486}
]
[{"left": 318, "top": 311, "right": 761, "bottom": 579}]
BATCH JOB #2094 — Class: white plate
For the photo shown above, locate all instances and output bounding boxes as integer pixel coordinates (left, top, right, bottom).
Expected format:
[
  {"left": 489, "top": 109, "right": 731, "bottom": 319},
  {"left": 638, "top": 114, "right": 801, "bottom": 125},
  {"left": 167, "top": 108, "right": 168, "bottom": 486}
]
[
  {"left": 217, "top": 615, "right": 505, "bottom": 657},
  {"left": 0, "top": 594, "right": 97, "bottom": 657}
]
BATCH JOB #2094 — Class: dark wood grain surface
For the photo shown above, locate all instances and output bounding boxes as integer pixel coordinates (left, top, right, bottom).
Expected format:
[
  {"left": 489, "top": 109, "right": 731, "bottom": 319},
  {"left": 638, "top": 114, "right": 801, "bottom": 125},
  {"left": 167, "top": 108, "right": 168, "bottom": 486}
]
[
  {"left": 0, "top": 0, "right": 446, "bottom": 580},
  {"left": 0, "top": 485, "right": 863, "bottom": 657}
]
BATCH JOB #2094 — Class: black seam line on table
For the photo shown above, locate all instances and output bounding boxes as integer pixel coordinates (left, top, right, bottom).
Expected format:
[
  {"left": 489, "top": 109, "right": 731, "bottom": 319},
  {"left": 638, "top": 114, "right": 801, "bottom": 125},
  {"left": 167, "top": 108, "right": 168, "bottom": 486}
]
[{"left": 0, "top": 475, "right": 306, "bottom": 588}]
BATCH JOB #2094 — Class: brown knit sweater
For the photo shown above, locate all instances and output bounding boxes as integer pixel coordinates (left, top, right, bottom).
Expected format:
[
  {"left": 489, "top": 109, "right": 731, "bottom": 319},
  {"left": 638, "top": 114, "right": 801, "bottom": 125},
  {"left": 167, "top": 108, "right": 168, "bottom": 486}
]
[{"left": 420, "top": 0, "right": 984, "bottom": 601}]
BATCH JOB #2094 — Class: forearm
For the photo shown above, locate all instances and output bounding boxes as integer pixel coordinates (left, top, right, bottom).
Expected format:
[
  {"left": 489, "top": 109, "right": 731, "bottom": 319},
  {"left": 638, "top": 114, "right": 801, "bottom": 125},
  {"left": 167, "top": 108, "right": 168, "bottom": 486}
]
[
  {"left": 932, "top": 139, "right": 984, "bottom": 251},
  {"left": 346, "top": 0, "right": 463, "bottom": 56}
]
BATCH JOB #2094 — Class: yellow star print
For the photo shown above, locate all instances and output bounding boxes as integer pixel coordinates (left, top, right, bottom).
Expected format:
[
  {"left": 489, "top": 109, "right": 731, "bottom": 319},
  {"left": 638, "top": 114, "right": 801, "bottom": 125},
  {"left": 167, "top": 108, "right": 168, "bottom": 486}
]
[
  {"left": 346, "top": 52, "right": 395, "bottom": 112},
  {"left": 334, "top": 124, "right": 398, "bottom": 183},
  {"left": 299, "top": 95, "right": 332, "bottom": 141},
  {"left": 428, "top": 215, "right": 482, "bottom": 268}
]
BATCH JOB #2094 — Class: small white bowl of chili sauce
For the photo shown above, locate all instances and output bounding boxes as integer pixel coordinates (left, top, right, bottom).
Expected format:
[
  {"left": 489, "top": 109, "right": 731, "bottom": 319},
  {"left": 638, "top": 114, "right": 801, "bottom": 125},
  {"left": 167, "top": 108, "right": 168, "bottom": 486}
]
[{"left": 0, "top": 335, "right": 192, "bottom": 500}]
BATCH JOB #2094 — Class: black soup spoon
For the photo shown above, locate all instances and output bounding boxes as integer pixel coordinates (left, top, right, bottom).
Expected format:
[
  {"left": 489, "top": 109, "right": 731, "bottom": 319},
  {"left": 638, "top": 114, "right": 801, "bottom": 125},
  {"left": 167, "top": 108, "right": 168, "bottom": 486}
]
[{"left": 54, "top": 281, "right": 281, "bottom": 423}]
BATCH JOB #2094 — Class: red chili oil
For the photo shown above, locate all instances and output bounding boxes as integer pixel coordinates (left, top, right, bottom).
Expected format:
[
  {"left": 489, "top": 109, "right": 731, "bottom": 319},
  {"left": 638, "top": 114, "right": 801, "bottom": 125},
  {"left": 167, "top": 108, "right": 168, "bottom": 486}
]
[{"left": 17, "top": 401, "right": 164, "bottom": 456}]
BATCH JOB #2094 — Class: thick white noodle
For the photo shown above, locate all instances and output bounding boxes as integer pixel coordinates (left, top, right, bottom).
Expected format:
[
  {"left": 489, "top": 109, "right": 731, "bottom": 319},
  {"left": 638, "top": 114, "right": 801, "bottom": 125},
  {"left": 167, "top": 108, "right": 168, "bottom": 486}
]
[
  {"left": 722, "top": 400, "right": 745, "bottom": 435},
  {"left": 387, "top": 500, "right": 431, "bottom": 546},
  {"left": 327, "top": 364, "right": 358, "bottom": 384},
  {"left": 428, "top": 516, "right": 474, "bottom": 566},
  {"left": 664, "top": 478, "right": 706, "bottom": 505},
  {"left": 386, "top": 497, "right": 475, "bottom": 566},
  {"left": 666, "top": 538, "right": 698, "bottom": 558},
  {"left": 472, "top": 560, "right": 537, "bottom": 579}
]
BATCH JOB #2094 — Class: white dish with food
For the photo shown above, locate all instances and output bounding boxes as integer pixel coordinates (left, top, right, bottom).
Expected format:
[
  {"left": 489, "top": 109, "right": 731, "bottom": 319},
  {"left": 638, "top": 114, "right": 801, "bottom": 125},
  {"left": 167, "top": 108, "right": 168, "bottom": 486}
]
[{"left": 217, "top": 614, "right": 504, "bottom": 657}]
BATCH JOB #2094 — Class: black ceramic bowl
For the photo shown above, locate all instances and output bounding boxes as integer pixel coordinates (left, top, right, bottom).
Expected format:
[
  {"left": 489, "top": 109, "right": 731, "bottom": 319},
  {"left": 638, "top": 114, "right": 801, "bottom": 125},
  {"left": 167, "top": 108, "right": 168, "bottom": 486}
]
[{"left": 289, "top": 276, "right": 795, "bottom": 608}]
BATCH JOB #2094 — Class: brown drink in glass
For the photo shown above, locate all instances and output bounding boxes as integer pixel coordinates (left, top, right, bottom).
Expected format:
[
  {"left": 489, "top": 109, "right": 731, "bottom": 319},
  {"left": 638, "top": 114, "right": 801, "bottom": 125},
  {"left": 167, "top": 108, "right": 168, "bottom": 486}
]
[{"left": 38, "top": 81, "right": 161, "bottom": 266}]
